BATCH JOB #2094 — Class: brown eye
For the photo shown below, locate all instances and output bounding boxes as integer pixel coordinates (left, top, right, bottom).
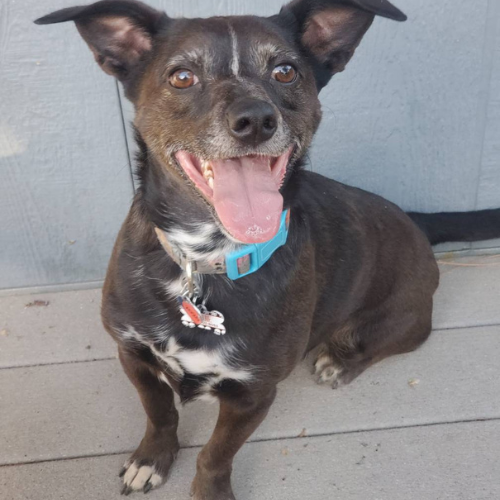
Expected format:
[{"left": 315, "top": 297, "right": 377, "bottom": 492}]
[
  {"left": 169, "top": 69, "right": 199, "bottom": 89},
  {"left": 272, "top": 64, "right": 297, "bottom": 84}
]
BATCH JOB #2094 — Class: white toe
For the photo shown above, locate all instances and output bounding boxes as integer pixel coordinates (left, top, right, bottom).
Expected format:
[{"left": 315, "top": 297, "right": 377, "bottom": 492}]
[
  {"left": 149, "top": 473, "right": 163, "bottom": 488},
  {"left": 130, "top": 465, "right": 154, "bottom": 490},
  {"left": 314, "top": 354, "right": 343, "bottom": 384},
  {"left": 319, "top": 364, "right": 342, "bottom": 383},
  {"left": 314, "top": 354, "right": 333, "bottom": 373},
  {"left": 123, "top": 462, "right": 139, "bottom": 486}
]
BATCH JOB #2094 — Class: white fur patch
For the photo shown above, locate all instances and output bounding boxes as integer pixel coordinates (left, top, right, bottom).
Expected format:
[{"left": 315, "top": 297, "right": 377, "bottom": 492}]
[
  {"left": 315, "top": 354, "right": 343, "bottom": 385},
  {"left": 163, "top": 221, "right": 239, "bottom": 271},
  {"left": 123, "top": 462, "right": 139, "bottom": 486},
  {"left": 176, "top": 348, "right": 252, "bottom": 382},
  {"left": 122, "top": 461, "right": 163, "bottom": 492},
  {"left": 152, "top": 337, "right": 184, "bottom": 377},
  {"left": 228, "top": 25, "right": 239, "bottom": 76},
  {"left": 154, "top": 339, "right": 253, "bottom": 387},
  {"left": 196, "top": 391, "right": 220, "bottom": 404},
  {"left": 314, "top": 354, "right": 333, "bottom": 372},
  {"left": 188, "top": 238, "right": 239, "bottom": 262},
  {"left": 149, "top": 473, "right": 164, "bottom": 488},
  {"left": 130, "top": 465, "right": 154, "bottom": 490},
  {"left": 161, "top": 222, "right": 239, "bottom": 302},
  {"left": 158, "top": 372, "right": 173, "bottom": 388},
  {"left": 120, "top": 326, "right": 143, "bottom": 342},
  {"left": 118, "top": 325, "right": 254, "bottom": 401},
  {"left": 250, "top": 42, "right": 282, "bottom": 71},
  {"left": 164, "top": 275, "right": 185, "bottom": 298},
  {"left": 166, "top": 222, "right": 216, "bottom": 248}
]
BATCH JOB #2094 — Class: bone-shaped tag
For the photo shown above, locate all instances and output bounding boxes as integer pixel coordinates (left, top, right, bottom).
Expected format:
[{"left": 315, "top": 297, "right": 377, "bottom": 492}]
[{"left": 177, "top": 296, "right": 226, "bottom": 335}]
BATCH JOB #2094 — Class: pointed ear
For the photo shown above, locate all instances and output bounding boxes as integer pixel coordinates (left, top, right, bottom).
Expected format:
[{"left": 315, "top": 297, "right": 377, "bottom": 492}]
[
  {"left": 279, "top": 0, "right": 406, "bottom": 88},
  {"left": 35, "top": 0, "right": 167, "bottom": 81}
]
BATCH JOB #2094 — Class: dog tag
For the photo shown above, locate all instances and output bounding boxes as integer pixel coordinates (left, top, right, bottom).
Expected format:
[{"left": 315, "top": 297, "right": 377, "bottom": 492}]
[
  {"left": 177, "top": 296, "right": 226, "bottom": 335},
  {"left": 198, "top": 305, "right": 226, "bottom": 335},
  {"left": 177, "top": 296, "right": 202, "bottom": 327}
]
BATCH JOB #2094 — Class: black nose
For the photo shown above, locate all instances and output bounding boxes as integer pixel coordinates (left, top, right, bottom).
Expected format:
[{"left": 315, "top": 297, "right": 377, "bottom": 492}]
[{"left": 226, "top": 98, "right": 278, "bottom": 146}]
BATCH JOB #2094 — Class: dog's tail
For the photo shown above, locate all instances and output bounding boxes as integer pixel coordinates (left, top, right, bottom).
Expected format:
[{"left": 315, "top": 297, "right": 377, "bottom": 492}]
[{"left": 407, "top": 208, "right": 500, "bottom": 245}]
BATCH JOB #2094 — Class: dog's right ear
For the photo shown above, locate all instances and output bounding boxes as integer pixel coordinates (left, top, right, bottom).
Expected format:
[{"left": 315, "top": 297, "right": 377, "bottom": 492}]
[
  {"left": 35, "top": 0, "right": 167, "bottom": 81},
  {"left": 277, "top": 0, "right": 407, "bottom": 89}
]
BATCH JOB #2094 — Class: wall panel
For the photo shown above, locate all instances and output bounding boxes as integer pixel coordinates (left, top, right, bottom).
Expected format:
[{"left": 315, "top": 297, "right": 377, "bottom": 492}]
[
  {"left": 0, "top": 0, "right": 134, "bottom": 289},
  {"left": 1, "top": 0, "right": 499, "bottom": 289}
]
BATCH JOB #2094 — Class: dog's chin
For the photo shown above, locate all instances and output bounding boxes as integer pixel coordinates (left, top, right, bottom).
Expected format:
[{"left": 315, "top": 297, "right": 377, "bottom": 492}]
[{"left": 174, "top": 147, "right": 293, "bottom": 244}]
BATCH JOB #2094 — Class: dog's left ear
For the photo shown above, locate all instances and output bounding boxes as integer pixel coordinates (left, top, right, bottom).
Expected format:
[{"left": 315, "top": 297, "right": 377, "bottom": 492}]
[
  {"left": 278, "top": 0, "right": 407, "bottom": 88},
  {"left": 35, "top": 1, "right": 167, "bottom": 82}
]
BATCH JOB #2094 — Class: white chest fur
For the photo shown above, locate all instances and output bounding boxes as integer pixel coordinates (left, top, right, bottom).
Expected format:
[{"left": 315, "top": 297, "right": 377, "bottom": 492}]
[{"left": 120, "top": 328, "right": 253, "bottom": 402}]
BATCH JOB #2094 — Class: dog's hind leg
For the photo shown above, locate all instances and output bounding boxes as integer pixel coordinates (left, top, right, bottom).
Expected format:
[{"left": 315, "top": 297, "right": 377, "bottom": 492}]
[
  {"left": 314, "top": 346, "right": 372, "bottom": 389},
  {"left": 314, "top": 308, "right": 433, "bottom": 389},
  {"left": 118, "top": 347, "right": 180, "bottom": 495}
]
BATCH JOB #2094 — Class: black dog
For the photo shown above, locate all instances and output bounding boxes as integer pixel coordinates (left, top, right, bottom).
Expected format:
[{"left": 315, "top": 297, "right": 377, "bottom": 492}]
[{"left": 36, "top": 1, "right": 500, "bottom": 498}]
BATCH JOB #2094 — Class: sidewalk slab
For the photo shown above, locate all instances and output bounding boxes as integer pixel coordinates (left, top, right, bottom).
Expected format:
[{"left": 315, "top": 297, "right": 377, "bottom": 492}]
[
  {"left": 0, "top": 289, "right": 115, "bottom": 369},
  {"left": 433, "top": 255, "right": 500, "bottom": 329},
  {"left": 1, "top": 326, "right": 498, "bottom": 465},
  {"left": 0, "top": 255, "right": 499, "bottom": 369},
  {"left": 1, "top": 420, "right": 498, "bottom": 500}
]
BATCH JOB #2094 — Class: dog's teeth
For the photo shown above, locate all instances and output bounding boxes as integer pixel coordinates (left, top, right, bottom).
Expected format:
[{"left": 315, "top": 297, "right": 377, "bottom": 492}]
[{"left": 201, "top": 160, "right": 214, "bottom": 184}]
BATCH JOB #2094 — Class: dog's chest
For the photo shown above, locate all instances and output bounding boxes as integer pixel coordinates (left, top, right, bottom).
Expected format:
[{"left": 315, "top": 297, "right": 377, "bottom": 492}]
[{"left": 146, "top": 335, "right": 253, "bottom": 402}]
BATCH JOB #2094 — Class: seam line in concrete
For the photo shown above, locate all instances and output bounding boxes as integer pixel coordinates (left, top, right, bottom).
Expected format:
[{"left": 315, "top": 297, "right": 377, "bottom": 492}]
[
  {"left": 0, "top": 356, "right": 117, "bottom": 371},
  {"left": 0, "top": 281, "right": 104, "bottom": 298},
  {"left": 1, "top": 322, "right": 498, "bottom": 372},
  {"left": 431, "top": 322, "right": 500, "bottom": 332},
  {"left": 1, "top": 417, "right": 498, "bottom": 469},
  {"left": 0, "top": 322, "right": 498, "bottom": 372}
]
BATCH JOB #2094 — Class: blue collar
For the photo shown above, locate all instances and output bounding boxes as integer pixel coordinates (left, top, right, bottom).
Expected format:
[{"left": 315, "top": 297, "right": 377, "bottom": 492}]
[
  {"left": 225, "top": 210, "right": 290, "bottom": 280},
  {"left": 155, "top": 210, "right": 290, "bottom": 281}
]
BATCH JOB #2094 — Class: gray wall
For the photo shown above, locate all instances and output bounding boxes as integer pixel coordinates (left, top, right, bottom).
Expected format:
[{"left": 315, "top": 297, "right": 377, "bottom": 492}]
[{"left": 1, "top": 0, "right": 499, "bottom": 291}]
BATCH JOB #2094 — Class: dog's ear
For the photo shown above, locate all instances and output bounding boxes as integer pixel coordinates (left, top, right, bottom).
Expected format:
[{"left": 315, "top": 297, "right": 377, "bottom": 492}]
[
  {"left": 278, "top": 0, "right": 406, "bottom": 88},
  {"left": 35, "top": 0, "right": 167, "bottom": 81}
]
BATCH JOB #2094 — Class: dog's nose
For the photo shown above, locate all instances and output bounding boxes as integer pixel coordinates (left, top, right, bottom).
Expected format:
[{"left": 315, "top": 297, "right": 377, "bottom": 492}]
[{"left": 226, "top": 99, "right": 278, "bottom": 145}]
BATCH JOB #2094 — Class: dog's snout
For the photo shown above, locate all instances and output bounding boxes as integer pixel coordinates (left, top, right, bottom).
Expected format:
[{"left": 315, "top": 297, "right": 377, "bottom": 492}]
[{"left": 226, "top": 98, "right": 278, "bottom": 146}]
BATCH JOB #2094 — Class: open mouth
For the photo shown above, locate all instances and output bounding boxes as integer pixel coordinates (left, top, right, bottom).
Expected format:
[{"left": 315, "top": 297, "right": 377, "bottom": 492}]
[{"left": 175, "top": 148, "right": 293, "bottom": 244}]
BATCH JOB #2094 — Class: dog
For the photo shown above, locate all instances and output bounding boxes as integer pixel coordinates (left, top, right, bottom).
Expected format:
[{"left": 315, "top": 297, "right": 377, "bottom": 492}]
[{"left": 36, "top": 1, "right": 500, "bottom": 498}]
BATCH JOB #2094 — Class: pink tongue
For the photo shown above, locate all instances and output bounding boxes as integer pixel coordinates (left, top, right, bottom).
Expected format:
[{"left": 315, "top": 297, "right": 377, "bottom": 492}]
[{"left": 211, "top": 156, "right": 283, "bottom": 243}]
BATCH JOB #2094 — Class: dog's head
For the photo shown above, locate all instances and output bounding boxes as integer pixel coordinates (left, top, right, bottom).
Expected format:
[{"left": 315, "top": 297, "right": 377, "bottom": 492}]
[{"left": 36, "top": 0, "right": 406, "bottom": 244}]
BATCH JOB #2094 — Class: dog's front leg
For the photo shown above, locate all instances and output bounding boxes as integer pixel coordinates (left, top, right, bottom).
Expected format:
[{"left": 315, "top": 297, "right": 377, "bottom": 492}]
[
  {"left": 191, "top": 387, "right": 277, "bottom": 500},
  {"left": 118, "top": 347, "right": 180, "bottom": 495}
]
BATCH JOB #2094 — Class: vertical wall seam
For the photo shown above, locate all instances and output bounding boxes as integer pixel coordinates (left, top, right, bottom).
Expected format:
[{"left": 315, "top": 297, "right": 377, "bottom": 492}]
[
  {"left": 473, "top": 0, "right": 497, "bottom": 211},
  {"left": 115, "top": 80, "right": 136, "bottom": 192}
]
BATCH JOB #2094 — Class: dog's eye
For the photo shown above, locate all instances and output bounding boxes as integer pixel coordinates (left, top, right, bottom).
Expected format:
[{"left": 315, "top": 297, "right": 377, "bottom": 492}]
[
  {"left": 169, "top": 69, "right": 199, "bottom": 89},
  {"left": 272, "top": 64, "right": 297, "bottom": 84}
]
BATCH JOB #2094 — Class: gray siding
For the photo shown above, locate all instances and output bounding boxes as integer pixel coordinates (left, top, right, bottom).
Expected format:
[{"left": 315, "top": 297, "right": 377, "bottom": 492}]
[
  {"left": 1, "top": 0, "right": 499, "bottom": 290},
  {"left": 477, "top": 0, "right": 500, "bottom": 210},
  {"left": 0, "top": 0, "right": 134, "bottom": 290}
]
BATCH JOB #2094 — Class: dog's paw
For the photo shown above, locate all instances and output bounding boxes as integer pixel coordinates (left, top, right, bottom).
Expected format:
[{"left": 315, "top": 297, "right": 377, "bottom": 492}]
[
  {"left": 314, "top": 353, "right": 344, "bottom": 389},
  {"left": 119, "top": 444, "right": 178, "bottom": 496},
  {"left": 120, "top": 461, "right": 164, "bottom": 495}
]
